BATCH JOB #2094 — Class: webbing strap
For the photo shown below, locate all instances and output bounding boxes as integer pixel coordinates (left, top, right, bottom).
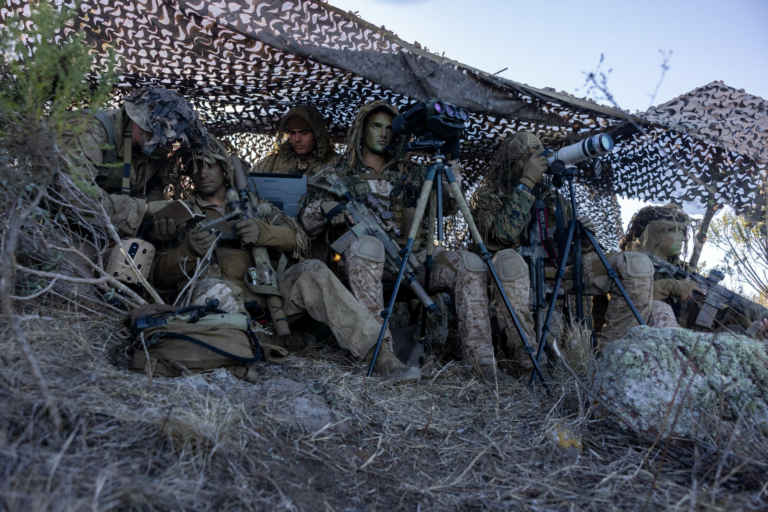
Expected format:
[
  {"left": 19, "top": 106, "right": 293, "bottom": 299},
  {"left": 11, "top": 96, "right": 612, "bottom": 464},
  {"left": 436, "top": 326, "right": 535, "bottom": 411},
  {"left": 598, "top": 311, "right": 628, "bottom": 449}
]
[
  {"left": 535, "top": 200, "right": 560, "bottom": 267},
  {"left": 155, "top": 331, "right": 262, "bottom": 363},
  {"left": 121, "top": 121, "right": 133, "bottom": 196}
]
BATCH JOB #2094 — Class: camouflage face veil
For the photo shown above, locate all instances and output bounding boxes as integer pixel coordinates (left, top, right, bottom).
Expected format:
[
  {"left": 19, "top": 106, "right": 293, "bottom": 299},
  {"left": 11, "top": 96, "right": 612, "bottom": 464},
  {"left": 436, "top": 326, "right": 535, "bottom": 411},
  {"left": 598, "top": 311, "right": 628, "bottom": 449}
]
[{"left": 486, "top": 132, "right": 544, "bottom": 194}]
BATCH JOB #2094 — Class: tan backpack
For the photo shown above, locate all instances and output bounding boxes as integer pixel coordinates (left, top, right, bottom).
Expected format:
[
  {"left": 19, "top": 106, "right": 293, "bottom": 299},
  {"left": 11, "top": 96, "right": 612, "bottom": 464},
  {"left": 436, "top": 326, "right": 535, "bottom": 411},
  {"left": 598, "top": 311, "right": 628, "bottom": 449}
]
[{"left": 129, "top": 300, "right": 262, "bottom": 379}]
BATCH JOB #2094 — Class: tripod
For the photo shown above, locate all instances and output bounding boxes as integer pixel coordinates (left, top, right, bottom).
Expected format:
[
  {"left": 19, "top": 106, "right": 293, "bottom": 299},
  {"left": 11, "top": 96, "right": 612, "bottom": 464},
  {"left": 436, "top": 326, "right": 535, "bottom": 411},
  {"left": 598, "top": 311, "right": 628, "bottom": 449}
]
[
  {"left": 366, "top": 144, "right": 549, "bottom": 390},
  {"left": 528, "top": 164, "right": 647, "bottom": 385}
]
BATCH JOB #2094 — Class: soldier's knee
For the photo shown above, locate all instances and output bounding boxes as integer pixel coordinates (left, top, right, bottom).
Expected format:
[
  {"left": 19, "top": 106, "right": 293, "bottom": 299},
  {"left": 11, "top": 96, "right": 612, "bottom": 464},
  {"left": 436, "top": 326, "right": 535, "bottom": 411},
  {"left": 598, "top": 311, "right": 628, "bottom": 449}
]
[
  {"left": 456, "top": 250, "right": 487, "bottom": 274},
  {"left": 492, "top": 249, "right": 528, "bottom": 282},
  {"left": 349, "top": 235, "right": 385, "bottom": 263}
]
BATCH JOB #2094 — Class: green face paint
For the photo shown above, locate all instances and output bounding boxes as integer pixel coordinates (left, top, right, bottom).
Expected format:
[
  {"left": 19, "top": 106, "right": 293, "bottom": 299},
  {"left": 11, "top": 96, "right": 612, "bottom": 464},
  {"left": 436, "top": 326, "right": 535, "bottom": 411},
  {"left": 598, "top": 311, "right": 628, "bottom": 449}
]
[{"left": 363, "top": 111, "right": 393, "bottom": 155}]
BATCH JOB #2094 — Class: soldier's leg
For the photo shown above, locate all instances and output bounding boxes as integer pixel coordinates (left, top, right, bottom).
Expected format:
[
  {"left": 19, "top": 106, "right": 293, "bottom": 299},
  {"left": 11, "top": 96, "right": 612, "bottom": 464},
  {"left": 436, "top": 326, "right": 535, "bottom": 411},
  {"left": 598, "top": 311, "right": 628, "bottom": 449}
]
[
  {"left": 648, "top": 299, "right": 681, "bottom": 328},
  {"left": 344, "top": 236, "right": 392, "bottom": 347},
  {"left": 277, "top": 259, "right": 382, "bottom": 360},
  {"left": 490, "top": 249, "right": 537, "bottom": 369},
  {"left": 583, "top": 251, "right": 654, "bottom": 343},
  {"left": 190, "top": 278, "right": 245, "bottom": 314},
  {"left": 424, "top": 250, "right": 496, "bottom": 373}
]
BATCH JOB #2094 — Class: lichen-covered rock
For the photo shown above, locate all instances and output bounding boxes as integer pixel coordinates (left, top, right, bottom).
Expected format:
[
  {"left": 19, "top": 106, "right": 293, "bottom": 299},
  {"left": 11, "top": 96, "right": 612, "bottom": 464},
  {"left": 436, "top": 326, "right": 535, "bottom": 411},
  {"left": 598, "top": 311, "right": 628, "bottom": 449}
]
[{"left": 594, "top": 326, "right": 768, "bottom": 440}]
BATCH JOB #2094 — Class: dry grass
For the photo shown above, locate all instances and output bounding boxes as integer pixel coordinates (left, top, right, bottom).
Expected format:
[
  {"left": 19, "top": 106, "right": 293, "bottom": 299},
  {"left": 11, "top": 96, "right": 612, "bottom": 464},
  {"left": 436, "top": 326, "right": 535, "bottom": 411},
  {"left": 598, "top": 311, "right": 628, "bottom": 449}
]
[{"left": 1, "top": 303, "right": 767, "bottom": 512}]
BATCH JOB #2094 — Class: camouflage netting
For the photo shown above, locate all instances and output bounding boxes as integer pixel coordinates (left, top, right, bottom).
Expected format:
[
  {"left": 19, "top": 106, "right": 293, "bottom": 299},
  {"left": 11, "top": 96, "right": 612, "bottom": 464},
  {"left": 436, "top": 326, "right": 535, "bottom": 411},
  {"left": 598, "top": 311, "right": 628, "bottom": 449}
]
[{"left": 2, "top": 1, "right": 765, "bottom": 250}]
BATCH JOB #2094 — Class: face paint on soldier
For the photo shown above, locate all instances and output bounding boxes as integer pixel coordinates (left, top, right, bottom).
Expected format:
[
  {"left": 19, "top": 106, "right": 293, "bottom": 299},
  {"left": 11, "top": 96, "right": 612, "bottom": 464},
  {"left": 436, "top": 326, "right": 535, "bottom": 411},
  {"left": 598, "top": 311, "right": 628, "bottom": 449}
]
[
  {"left": 287, "top": 128, "right": 316, "bottom": 161},
  {"left": 363, "top": 111, "right": 393, "bottom": 156},
  {"left": 191, "top": 162, "right": 227, "bottom": 205},
  {"left": 645, "top": 220, "right": 687, "bottom": 258}
]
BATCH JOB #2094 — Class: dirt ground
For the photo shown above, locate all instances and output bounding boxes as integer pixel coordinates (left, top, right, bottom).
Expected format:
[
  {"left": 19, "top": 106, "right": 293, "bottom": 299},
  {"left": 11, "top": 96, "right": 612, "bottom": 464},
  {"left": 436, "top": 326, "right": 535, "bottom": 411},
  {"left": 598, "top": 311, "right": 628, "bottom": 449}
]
[{"left": 0, "top": 304, "right": 766, "bottom": 512}]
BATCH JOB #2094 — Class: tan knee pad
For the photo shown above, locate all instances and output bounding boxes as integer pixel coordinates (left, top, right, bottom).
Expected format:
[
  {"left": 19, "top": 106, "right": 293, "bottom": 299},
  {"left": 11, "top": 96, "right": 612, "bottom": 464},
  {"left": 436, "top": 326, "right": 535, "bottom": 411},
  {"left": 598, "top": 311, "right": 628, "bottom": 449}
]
[
  {"left": 350, "top": 235, "right": 385, "bottom": 263},
  {"left": 457, "top": 250, "right": 487, "bottom": 273},
  {"left": 492, "top": 249, "right": 528, "bottom": 282}
]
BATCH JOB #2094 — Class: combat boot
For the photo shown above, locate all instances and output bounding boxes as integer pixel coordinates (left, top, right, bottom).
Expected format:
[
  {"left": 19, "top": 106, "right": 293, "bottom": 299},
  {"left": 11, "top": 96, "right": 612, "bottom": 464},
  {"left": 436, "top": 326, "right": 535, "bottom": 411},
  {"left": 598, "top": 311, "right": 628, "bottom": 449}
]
[
  {"left": 478, "top": 365, "right": 516, "bottom": 383},
  {"left": 365, "top": 341, "right": 421, "bottom": 383}
]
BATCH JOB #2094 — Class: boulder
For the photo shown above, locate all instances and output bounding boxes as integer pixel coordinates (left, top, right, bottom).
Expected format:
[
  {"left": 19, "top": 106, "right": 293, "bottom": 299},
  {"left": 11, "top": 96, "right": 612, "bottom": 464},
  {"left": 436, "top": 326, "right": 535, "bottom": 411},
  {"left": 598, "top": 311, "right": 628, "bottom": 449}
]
[{"left": 594, "top": 326, "right": 768, "bottom": 440}]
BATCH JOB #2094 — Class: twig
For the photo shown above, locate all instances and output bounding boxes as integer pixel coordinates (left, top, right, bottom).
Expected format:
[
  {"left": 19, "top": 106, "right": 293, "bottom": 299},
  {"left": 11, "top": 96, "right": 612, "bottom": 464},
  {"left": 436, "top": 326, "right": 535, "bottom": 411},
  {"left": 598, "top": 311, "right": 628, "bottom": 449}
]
[
  {"left": 120, "top": 246, "right": 164, "bottom": 304},
  {"left": 10, "top": 278, "right": 58, "bottom": 300},
  {"left": 140, "top": 332, "right": 154, "bottom": 393}
]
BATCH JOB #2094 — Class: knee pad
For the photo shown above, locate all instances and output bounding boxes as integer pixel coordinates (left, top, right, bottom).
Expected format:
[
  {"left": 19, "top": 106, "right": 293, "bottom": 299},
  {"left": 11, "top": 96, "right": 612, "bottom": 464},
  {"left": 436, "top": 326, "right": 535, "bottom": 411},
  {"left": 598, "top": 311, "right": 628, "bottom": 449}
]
[
  {"left": 350, "top": 235, "right": 385, "bottom": 263},
  {"left": 493, "top": 249, "right": 528, "bottom": 282},
  {"left": 458, "top": 250, "right": 487, "bottom": 274},
  {"left": 623, "top": 251, "right": 654, "bottom": 279}
]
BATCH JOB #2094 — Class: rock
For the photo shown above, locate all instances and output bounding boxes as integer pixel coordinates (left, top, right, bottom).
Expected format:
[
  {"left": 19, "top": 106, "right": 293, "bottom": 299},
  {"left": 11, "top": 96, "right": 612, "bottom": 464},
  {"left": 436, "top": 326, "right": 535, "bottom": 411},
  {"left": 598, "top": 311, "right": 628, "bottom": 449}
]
[
  {"left": 266, "top": 377, "right": 306, "bottom": 396},
  {"left": 268, "top": 395, "right": 350, "bottom": 434},
  {"left": 594, "top": 326, "right": 768, "bottom": 440},
  {"left": 548, "top": 423, "right": 582, "bottom": 459}
]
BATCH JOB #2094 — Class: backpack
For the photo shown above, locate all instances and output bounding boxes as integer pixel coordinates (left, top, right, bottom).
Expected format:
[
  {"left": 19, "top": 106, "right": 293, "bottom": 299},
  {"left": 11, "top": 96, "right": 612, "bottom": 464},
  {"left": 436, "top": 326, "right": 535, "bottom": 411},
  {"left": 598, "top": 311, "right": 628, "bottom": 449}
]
[{"left": 129, "top": 300, "right": 262, "bottom": 379}]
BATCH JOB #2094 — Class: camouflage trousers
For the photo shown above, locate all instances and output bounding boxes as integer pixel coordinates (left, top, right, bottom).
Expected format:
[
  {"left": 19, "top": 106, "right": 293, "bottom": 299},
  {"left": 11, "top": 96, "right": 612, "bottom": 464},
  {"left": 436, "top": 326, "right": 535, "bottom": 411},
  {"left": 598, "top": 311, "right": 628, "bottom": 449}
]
[
  {"left": 493, "top": 249, "right": 654, "bottom": 351},
  {"left": 647, "top": 299, "right": 682, "bottom": 328},
  {"left": 190, "top": 259, "right": 382, "bottom": 360},
  {"left": 344, "top": 236, "right": 495, "bottom": 369}
]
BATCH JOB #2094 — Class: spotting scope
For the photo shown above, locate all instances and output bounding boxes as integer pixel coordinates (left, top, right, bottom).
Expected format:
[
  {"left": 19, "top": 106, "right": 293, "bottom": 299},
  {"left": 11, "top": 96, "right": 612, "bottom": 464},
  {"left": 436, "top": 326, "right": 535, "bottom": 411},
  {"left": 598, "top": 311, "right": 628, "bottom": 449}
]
[{"left": 545, "top": 133, "right": 614, "bottom": 168}]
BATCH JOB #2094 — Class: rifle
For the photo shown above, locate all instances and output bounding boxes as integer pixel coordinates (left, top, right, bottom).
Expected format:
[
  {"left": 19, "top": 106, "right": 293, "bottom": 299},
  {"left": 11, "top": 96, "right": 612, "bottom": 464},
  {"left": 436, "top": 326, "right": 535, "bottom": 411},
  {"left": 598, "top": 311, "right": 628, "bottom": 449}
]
[
  {"left": 229, "top": 156, "right": 291, "bottom": 337},
  {"left": 646, "top": 252, "right": 766, "bottom": 331},
  {"left": 308, "top": 170, "right": 436, "bottom": 312}
]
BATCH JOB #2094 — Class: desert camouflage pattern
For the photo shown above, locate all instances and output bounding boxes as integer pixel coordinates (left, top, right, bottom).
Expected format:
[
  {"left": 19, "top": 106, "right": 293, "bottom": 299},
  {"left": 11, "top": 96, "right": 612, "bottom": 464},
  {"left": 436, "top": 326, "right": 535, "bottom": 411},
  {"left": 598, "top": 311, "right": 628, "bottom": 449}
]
[
  {"left": 189, "top": 259, "right": 383, "bottom": 359},
  {"left": 647, "top": 300, "right": 681, "bottom": 328},
  {"left": 253, "top": 104, "right": 337, "bottom": 177},
  {"left": 345, "top": 239, "right": 495, "bottom": 370}
]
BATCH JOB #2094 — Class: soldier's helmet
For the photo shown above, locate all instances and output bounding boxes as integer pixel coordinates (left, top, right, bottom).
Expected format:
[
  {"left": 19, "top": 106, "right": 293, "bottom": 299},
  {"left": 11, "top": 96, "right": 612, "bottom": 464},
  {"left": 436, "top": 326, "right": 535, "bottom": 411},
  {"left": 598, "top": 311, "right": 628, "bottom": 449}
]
[
  {"left": 124, "top": 86, "right": 209, "bottom": 156},
  {"left": 180, "top": 135, "right": 235, "bottom": 184}
]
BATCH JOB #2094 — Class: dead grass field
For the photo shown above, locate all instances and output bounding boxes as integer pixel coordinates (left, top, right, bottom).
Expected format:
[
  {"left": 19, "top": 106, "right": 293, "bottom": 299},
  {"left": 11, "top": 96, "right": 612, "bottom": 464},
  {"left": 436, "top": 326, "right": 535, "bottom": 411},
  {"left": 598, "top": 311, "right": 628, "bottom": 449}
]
[{"left": 1, "top": 302, "right": 766, "bottom": 512}]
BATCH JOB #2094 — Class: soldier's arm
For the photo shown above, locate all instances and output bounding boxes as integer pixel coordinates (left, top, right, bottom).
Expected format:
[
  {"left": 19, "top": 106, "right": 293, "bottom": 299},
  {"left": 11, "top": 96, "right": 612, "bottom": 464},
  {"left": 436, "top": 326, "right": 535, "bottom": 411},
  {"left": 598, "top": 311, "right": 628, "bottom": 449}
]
[
  {"left": 153, "top": 236, "right": 199, "bottom": 290},
  {"left": 251, "top": 198, "right": 305, "bottom": 255},
  {"left": 494, "top": 188, "right": 535, "bottom": 246}
]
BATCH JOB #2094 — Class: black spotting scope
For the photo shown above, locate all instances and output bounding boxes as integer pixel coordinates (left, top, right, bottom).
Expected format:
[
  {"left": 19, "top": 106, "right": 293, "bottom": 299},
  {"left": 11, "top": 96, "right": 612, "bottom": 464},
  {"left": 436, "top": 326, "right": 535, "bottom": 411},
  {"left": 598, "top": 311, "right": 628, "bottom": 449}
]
[{"left": 392, "top": 100, "right": 469, "bottom": 138}]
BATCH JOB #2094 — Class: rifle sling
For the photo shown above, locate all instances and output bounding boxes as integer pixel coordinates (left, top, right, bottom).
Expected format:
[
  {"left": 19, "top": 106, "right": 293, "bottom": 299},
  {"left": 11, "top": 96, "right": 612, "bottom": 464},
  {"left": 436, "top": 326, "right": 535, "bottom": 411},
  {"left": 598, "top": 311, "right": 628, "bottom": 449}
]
[
  {"left": 121, "top": 122, "right": 133, "bottom": 196},
  {"left": 535, "top": 200, "right": 560, "bottom": 267},
  {"left": 155, "top": 332, "right": 262, "bottom": 364}
]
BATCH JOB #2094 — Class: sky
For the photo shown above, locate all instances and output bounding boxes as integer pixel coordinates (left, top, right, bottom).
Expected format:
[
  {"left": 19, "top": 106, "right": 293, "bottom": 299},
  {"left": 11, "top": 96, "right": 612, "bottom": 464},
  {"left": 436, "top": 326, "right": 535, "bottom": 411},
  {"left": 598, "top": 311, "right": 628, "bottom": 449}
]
[{"left": 329, "top": 0, "right": 768, "bottom": 279}]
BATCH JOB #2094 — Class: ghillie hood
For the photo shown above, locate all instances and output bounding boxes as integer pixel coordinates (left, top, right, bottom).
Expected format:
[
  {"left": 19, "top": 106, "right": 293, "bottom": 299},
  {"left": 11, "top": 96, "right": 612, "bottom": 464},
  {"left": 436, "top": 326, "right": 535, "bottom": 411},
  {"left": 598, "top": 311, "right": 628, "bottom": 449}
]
[
  {"left": 620, "top": 204, "right": 692, "bottom": 252},
  {"left": 484, "top": 132, "right": 543, "bottom": 196},
  {"left": 272, "top": 104, "right": 334, "bottom": 163},
  {"left": 336, "top": 100, "right": 401, "bottom": 176}
]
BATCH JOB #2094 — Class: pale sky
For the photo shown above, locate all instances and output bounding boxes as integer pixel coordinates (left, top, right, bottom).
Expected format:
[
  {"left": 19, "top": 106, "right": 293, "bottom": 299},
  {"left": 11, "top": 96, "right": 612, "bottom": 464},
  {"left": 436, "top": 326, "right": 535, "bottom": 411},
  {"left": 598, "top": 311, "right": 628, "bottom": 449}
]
[{"left": 329, "top": 0, "right": 768, "bottom": 281}]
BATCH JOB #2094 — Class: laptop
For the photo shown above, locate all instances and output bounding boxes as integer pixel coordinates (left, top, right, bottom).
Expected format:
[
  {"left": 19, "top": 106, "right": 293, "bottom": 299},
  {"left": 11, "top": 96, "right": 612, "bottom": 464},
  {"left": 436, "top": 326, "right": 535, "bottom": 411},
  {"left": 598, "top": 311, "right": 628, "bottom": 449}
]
[{"left": 247, "top": 173, "right": 308, "bottom": 217}]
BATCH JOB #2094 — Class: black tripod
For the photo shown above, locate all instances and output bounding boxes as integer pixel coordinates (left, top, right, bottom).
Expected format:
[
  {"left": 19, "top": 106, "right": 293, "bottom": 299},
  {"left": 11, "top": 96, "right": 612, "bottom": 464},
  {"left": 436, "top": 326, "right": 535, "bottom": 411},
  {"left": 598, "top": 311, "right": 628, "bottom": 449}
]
[
  {"left": 529, "top": 163, "right": 646, "bottom": 385},
  {"left": 367, "top": 143, "right": 549, "bottom": 390}
]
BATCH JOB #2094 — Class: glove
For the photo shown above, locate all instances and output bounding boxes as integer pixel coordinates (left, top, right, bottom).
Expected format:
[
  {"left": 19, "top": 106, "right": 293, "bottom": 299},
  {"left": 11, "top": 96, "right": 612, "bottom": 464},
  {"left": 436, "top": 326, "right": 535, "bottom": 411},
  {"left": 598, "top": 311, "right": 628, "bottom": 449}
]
[
  {"left": 653, "top": 279, "right": 697, "bottom": 302},
  {"left": 235, "top": 218, "right": 261, "bottom": 246},
  {"left": 320, "top": 201, "right": 347, "bottom": 227},
  {"left": 518, "top": 149, "right": 548, "bottom": 189},
  {"left": 153, "top": 218, "right": 180, "bottom": 242},
  {"left": 442, "top": 134, "right": 461, "bottom": 160},
  {"left": 185, "top": 228, "right": 218, "bottom": 258}
]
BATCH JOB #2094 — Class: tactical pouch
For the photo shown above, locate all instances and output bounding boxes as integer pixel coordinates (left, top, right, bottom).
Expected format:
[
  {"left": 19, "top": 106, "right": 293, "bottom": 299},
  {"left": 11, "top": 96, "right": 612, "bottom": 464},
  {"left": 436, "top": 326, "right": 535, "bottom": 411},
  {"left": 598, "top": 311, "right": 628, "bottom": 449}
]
[{"left": 129, "top": 300, "right": 262, "bottom": 379}]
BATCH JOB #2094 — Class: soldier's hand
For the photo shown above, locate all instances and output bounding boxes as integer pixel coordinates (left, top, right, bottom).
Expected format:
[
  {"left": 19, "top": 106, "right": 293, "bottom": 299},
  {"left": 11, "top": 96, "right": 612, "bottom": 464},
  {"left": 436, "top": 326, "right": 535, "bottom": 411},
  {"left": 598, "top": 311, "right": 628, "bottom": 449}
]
[
  {"left": 518, "top": 149, "right": 548, "bottom": 189},
  {"left": 153, "top": 218, "right": 179, "bottom": 242},
  {"left": 320, "top": 201, "right": 347, "bottom": 227},
  {"left": 186, "top": 228, "right": 218, "bottom": 257},
  {"left": 235, "top": 219, "right": 261, "bottom": 246}
]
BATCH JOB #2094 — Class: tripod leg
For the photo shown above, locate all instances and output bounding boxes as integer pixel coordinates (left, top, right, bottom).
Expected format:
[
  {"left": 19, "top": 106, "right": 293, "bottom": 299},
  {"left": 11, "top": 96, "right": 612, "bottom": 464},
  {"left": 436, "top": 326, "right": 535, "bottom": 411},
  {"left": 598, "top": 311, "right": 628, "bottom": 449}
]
[
  {"left": 420, "top": 191, "right": 437, "bottom": 340},
  {"left": 529, "top": 220, "right": 576, "bottom": 385},
  {"left": 582, "top": 228, "right": 647, "bottom": 326},
  {"left": 367, "top": 166, "right": 437, "bottom": 376},
  {"left": 441, "top": 165, "right": 549, "bottom": 390}
]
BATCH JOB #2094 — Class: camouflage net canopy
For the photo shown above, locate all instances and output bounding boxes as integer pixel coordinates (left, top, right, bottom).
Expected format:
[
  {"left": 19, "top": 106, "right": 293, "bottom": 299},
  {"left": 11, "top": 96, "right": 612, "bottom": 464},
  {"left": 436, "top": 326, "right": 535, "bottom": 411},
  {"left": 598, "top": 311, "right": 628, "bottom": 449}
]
[{"left": 2, "top": 1, "right": 766, "bottom": 250}]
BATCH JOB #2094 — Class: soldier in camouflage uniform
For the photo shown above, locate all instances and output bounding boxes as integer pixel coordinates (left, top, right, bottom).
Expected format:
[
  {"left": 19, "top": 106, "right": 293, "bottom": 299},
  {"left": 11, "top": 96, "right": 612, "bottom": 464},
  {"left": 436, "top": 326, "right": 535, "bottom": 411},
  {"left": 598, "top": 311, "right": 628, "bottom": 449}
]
[
  {"left": 300, "top": 101, "right": 506, "bottom": 380},
  {"left": 622, "top": 204, "right": 768, "bottom": 336},
  {"left": 154, "top": 137, "right": 419, "bottom": 382},
  {"left": 470, "top": 132, "right": 654, "bottom": 363},
  {"left": 252, "top": 104, "right": 337, "bottom": 177},
  {"left": 60, "top": 86, "right": 207, "bottom": 238}
]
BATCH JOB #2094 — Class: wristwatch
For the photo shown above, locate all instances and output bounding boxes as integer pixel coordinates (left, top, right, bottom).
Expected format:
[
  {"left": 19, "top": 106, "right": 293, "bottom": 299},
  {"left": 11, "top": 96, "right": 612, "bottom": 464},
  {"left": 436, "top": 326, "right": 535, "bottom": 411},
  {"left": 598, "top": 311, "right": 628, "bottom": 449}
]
[{"left": 516, "top": 183, "right": 532, "bottom": 194}]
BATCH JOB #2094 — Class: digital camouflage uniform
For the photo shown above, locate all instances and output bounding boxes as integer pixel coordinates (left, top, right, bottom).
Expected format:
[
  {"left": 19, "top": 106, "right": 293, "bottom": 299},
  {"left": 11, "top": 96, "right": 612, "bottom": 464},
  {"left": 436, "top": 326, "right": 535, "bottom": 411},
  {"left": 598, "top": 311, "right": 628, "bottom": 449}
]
[
  {"left": 622, "top": 204, "right": 768, "bottom": 335},
  {"left": 153, "top": 140, "right": 400, "bottom": 365},
  {"left": 470, "top": 133, "right": 654, "bottom": 358},
  {"left": 252, "top": 105, "right": 337, "bottom": 177},
  {"left": 60, "top": 86, "right": 207, "bottom": 236},
  {"left": 300, "top": 101, "right": 498, "bottom": 375}
]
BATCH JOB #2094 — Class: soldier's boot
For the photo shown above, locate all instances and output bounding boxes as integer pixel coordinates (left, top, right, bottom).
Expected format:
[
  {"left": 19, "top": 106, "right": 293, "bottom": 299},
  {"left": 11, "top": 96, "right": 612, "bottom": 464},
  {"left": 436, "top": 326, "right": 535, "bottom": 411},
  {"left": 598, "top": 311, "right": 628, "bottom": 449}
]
[
  {"left": 477, "top": 364, "right": 516, "bottom": 383},
  {"left": 365, "top": 341, "right": 421, "bottom": 383},
  {"left": 506, "top": 327, "right": 539, "bottom": 370}
]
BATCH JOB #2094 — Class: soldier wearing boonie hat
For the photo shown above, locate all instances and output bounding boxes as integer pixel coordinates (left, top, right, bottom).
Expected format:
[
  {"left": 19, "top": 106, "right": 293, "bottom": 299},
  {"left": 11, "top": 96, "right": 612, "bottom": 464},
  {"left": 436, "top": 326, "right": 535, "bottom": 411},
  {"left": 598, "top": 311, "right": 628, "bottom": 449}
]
[{"left": 61, "top": 85, "right": 208, "bottom": 239}]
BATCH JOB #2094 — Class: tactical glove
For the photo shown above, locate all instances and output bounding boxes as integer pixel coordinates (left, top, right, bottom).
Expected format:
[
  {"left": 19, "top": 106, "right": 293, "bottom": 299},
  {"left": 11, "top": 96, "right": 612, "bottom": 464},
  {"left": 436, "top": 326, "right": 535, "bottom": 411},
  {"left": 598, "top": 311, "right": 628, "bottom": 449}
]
[
  {"left": 320, "top": 201, "right": 347, "bottom": 227},
  {"left": 185, "top": 228, "right": 218, "bottom": 258},
  {"left": 153, "top": 218, "right": 180, "bottom": 242},
  {"left": 653, "top": 279, "right": 697, "bottom": 302},
  {"left": 235, "top": 219, "right": 261, "bottom": 246},
  {"left": 518, "top": 149, "right": 548, "bottom": 189}
]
